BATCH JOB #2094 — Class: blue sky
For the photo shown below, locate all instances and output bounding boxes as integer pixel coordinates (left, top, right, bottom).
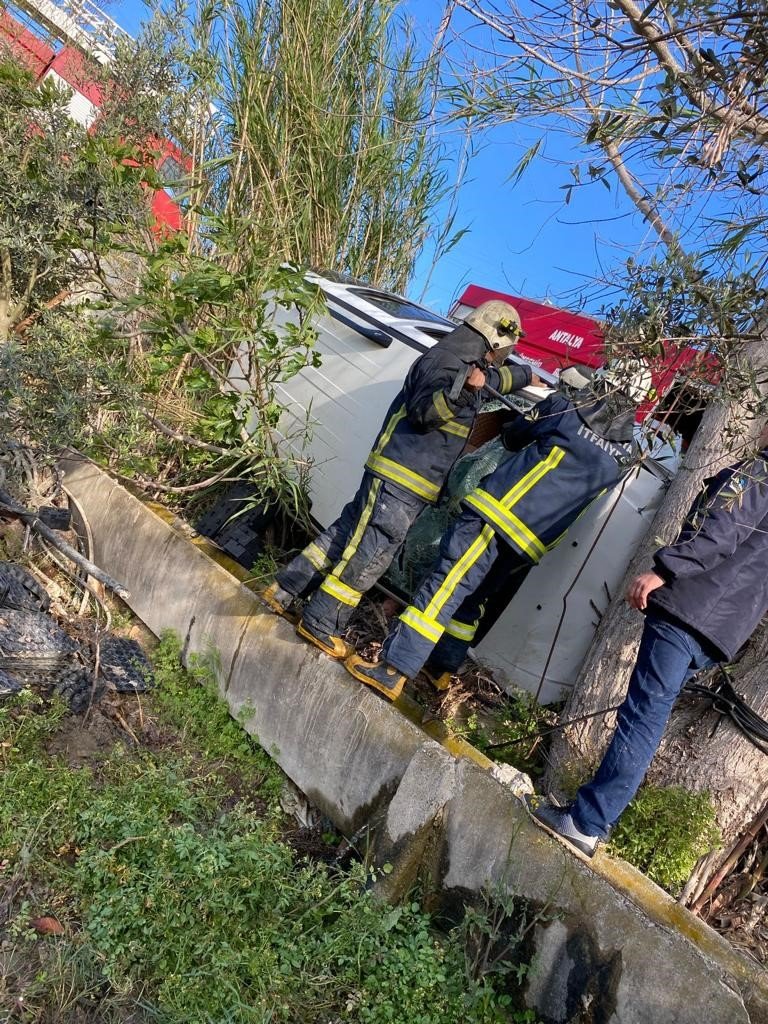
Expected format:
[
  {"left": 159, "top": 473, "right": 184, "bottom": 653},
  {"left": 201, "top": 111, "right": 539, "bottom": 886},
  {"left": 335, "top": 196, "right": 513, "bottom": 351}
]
[
  {"left": 410, "top": 119, "right": 646, "bottom": 315},
  {"left": 398, "top": 0, "right": 654, "bottom": 316},
  {"left": 110, "top": 0, "right": 655, "bottom": 317}
]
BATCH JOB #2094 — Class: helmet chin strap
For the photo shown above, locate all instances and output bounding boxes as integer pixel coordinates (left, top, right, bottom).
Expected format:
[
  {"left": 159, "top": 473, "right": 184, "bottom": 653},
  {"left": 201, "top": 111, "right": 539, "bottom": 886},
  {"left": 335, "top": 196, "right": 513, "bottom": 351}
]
[{"left": 488, "top": 344, "right": 514, "bottom": 364}]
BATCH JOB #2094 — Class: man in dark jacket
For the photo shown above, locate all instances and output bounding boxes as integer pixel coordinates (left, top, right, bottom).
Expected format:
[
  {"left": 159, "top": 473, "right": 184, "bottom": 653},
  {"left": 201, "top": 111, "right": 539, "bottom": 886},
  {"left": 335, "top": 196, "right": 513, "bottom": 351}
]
[
  {"left": 261, "top": 301, "right": 536, "bottom": 658},
  {"left": 345, "top": 362, "right": 651, "bottom": 697},
  {"left": 530, "top": 437, "right": 768, "bottom": 857}
]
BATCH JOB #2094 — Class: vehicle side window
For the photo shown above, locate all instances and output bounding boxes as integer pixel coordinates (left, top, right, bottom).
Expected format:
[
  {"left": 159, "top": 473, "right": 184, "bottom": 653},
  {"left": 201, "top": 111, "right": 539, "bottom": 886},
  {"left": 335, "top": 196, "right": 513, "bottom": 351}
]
[{"left": 349, "top": 288, "right": 453, "bottom": 325}]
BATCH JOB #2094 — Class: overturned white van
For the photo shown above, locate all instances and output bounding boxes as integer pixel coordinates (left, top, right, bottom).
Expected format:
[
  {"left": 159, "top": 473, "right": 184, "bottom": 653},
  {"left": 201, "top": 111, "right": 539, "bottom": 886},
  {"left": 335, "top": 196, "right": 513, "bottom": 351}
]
[{"left": 228, "top": 272, "right": 688, "bottom": 704}]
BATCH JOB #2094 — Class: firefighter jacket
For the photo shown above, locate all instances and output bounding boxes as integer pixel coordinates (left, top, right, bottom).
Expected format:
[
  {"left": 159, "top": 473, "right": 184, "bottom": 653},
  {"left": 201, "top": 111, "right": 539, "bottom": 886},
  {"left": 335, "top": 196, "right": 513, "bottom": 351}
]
[
  {"left": 462, "top": 391, "right": 633, "bottom": 563},
  {"left": 649, "top": 452, "right": 768, "bottom": 660},
  {"left": 364, "top": 325, "right": 532, "bottom": 504}
]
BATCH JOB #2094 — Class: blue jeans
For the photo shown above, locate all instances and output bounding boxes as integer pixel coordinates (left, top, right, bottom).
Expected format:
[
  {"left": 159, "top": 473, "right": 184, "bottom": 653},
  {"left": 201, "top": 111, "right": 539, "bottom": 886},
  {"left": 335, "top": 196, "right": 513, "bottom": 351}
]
[{"left": 572, "top": 613, "right": 717, "bottom": 838}]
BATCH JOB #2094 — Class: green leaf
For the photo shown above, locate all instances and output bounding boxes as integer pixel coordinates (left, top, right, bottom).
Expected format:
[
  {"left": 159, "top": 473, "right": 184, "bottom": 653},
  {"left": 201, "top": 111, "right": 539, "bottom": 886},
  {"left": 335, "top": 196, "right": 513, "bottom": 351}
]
[{"left": 508, "top": 138, "right": 543, "bottom": 185}]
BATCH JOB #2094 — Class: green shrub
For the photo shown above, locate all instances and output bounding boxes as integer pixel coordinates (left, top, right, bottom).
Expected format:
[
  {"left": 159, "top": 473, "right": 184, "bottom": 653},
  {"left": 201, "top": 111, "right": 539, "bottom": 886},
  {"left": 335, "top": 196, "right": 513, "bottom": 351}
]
[
  {"left": 608, "top": 785, "right": 721, "bottom": 892},
  {"left": 74, "top": 816, "right": 521, "bottom": 1023}
]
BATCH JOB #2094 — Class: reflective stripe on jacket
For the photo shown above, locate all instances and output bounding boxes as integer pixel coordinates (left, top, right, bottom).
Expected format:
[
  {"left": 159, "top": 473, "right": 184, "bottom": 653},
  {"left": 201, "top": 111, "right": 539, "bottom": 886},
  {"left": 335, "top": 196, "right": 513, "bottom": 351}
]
[
  {"left": 364, "top": 325, "right": 531, "bottom": 503},
  {"left": 463, "top": 392, "right": 631, "bottom": 562}
]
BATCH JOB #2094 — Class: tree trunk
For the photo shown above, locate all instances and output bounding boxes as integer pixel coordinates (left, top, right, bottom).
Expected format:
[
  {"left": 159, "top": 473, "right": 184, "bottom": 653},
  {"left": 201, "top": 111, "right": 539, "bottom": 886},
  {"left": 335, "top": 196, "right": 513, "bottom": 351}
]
[
  {"left": 650, "top": 623, "right": 768, "bottom": 863},
  {"left": 546, "top": 398, "right": 761, "bottom": 785}
]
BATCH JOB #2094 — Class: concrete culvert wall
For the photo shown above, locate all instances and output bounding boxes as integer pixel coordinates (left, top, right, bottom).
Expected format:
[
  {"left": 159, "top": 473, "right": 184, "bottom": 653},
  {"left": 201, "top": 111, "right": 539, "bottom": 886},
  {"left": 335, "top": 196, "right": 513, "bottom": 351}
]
[{"left": 60, "top": 452, "right": 768, "bottom": 1024}]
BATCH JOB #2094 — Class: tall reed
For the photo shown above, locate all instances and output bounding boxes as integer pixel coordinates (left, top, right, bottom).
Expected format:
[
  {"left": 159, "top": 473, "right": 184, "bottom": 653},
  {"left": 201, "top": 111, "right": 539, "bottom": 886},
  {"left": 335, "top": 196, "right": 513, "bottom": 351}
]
[{"left": 184, "top": 0, "right": 448, "bottom": 293}]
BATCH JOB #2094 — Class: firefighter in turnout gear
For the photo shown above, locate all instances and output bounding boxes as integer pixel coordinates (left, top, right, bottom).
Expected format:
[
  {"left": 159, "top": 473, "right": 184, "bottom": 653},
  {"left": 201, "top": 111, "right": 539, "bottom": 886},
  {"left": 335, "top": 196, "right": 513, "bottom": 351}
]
[
  {"left": 261, "top": 301, "right": 536, "bottom": 659},
  {"left": 345, "top": 361, "right": 652, "bottom": 699}
]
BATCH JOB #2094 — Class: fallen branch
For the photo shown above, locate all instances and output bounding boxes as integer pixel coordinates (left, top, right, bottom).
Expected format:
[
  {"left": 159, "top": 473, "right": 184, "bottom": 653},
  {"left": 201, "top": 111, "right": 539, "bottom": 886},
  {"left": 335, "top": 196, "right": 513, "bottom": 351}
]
[
  {"left": 12, "top": 287, "right": 71, "bottom": 337},
  {"left": 145, "top": 414, "right": 231, "bottom": 455},
  {"left": 0, "top": 487, "right": 129, "bottom": 599},
  {"left": 115, "top": 464, "right": 246, "bottom": 495},
  {"left": 691, "top": 802, "right": 768, "bottom": 915}
]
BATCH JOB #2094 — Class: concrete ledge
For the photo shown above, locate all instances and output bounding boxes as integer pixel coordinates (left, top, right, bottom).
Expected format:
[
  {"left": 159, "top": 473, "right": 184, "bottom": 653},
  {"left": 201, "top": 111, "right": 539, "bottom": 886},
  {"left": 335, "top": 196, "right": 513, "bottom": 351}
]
[
  {"left": 60, "top": 453, "right": 768, "bottom": 1024},
  {"left": 440, "top": 757, "right": 766, "bottom": 1023},
  {"left": 61, "top": 454, "right": 430, "bottom": 833}
]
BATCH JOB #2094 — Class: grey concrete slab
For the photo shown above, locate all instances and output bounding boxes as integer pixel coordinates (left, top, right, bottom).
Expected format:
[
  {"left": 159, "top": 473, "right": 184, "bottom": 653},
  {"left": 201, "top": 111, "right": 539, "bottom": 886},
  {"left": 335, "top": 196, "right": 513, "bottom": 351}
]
[
  {"left": 442, "top": 756, "right": 763, "bottom": 1024},
  {"left": 60, "top": 454, "right": 427, "bottom": 832}
]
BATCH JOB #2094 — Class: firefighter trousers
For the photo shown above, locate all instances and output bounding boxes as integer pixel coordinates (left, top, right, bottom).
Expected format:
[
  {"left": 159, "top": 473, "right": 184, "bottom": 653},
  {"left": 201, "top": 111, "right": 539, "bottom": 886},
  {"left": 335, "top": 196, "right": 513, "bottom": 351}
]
[
  {"left": 426, "top": 555, "right": 531, "bottom": 674},
  {"left": 275, "top": 472, "right": 425, "bottom": 638},
  {"left": 382, "top": 508, "right": 532, "bottom": 678}
]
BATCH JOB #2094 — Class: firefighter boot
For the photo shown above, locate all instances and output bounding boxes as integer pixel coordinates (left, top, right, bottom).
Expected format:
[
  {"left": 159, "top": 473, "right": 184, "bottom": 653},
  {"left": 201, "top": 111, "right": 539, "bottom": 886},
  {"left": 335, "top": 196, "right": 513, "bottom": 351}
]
[
  {"left": 421, "top": 662, "right": 453, "bottom": 692},
  {"left": 260, "top": 582, "right": 296, "bottom": 619},
  {"left": 345, "top": 655, "right": 407, "bottom": 701},
  {"left": 296, "top": 619, "right": 354, "bottom": 660}
]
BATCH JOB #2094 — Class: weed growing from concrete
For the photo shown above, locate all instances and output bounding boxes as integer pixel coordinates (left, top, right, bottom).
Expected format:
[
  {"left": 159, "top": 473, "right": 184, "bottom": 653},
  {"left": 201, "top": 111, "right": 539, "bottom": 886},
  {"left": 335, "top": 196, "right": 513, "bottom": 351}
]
[
  {"left": 451, "top": 695, "right": 558, "bottom": 779},
  {"left": 460, "top": 885, "right": 549, "bottom": 1022},
  {"left": 248, "top": 546, "right": 287, "bottom": 588}
]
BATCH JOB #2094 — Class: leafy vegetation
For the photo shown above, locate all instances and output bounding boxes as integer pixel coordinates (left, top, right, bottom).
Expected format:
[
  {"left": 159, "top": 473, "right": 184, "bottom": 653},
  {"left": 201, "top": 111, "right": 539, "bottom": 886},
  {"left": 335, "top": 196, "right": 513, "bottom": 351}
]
[
  {"left": 0, "top": 634, "right": 538, "bottom": 1023},
  {"left": 0, "top": 59, "right": 150, "bottom": 344},
  {"left": 0, "top": 0, "right": 454, "bottom": 520},
  {"left": 0, "top": 44, "right": 322, "bottom": 519},
  {"left": 608, "top": 785, "right": 721, "bottom": 893},
  {"left": 198, "top": 0, "right": 452, "bottom": 294},
  {"left": 109, "top": 248, "right": 323, "bottom": 517},
  {"left": 248, "top": 546, "right": 286, "bottom": 588},
  {"left": 450, "top": 694, "right": 557, "bottom": 779},
  {"left": 544, "top": 757, "right": 721, "bottom": 893},
  {"left": 448, "top": 0, "right": 768, "bottom": 382},
  {"left": 94, "top": 0, "right": 453, "bottom": 513}
]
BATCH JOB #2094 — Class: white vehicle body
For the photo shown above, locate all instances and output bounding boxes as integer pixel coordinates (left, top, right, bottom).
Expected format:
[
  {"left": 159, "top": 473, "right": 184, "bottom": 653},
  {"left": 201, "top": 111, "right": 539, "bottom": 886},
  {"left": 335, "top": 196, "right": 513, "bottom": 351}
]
[
  {"left": 229, "top": 273, "right": 673, "bottom": 703},
  {"left": 266, "top": 275, "right": 458, "bottom": 527}
]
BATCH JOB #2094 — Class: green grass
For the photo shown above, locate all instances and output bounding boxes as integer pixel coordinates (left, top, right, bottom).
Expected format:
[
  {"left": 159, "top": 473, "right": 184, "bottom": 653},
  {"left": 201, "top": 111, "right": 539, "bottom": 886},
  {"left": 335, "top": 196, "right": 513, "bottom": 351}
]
[
  {"left": 151, "top": 634, "right": 283, "bottom": 803},
  {"left": 0, "top": 633, "right": 538, "bottom": 1024}
]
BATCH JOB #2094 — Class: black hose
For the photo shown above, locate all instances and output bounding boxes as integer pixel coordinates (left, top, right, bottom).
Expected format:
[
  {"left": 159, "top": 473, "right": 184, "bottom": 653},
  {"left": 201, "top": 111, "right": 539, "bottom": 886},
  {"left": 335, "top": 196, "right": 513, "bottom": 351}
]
[
  {"left": 485, "top": 668, "right": 768, "bottom": 756},
  {"left": 683, "top": 668, "right": 768, "bottom": 756},
  {"left": 484, "top": 702, "right": 625, "bottom": 752}
]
